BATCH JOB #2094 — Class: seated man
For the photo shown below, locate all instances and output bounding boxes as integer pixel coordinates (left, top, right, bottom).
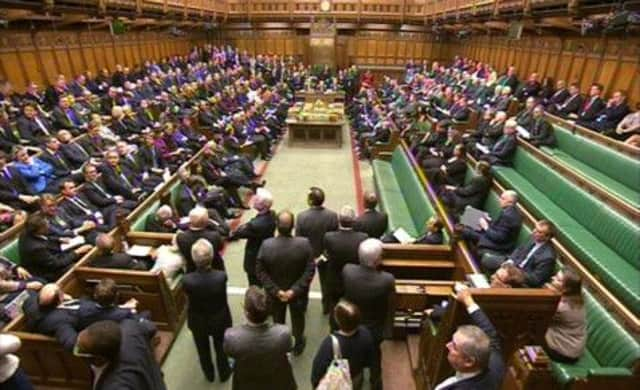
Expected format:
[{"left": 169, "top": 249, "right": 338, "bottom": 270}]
[
  {"left": 481, "top": 220, "right": 556, "bottom": 288},
  {"left": 57, "top": 130, "right": 92, "bottom": 169},
  {"left": 382, "top": 216, "right": 444, "bottom": 245},
  {"left": 99, "top": 150, "right": 145, "bottom": 202},
  {"left": 478, "top": 119, "right": 518, "bottom": 166},
  {"left": 13, "top": 146, "right": 59, "bottom": 194},
  {"left": 59, "top": 180, "right": 117, "bottom": 230},
  {"left": 0, "top": 255, "right": 43, "bottom": 305},
  {"left": 546, "top": 82, "right": 583, "bottom": 118},
  {"left": 39, "top": 137, "right": 83, "bottom": 183},
  {"left": 457, "top": 190, "right": 523, "bottom": 257},
  {"left": 0, "top": 150, "right": 40, "bottom": 212},
  {"left": 90, "top": 233, "right": 147, "bottom": 270},
  {"left": 51, "top": 95, "right": 86, "bottom": 134},
  {"left": 82, "top": 164, "right": 138, "bottom": 213},
  {"left": 614, "top": 104, "right": 640, "bottom": 140},
  {"left": 77, "top": 278, "right": 148, "bottom": 329},
  {"left": 19, "top": 214, "right": 92, "bottom": 282},
  {"left": 577, "top": 90, "right": 630, "bottom": 134},
  {"left": 525, "top": 105, "right": 556, "bottom": 147},
  {"left": 40, "top": 193, "right": 99, "bottom": 245},
  {"left": 146, "top": 204, "right": 178, "bottom": 233},
  {"left": 17, "top": 103, "right": 55, "bottom": 145}
]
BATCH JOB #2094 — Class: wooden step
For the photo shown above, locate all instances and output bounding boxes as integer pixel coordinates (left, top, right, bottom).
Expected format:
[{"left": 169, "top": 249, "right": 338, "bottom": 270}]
[{"left": 383, "top": 259, "right": 456, "bottom": 268}]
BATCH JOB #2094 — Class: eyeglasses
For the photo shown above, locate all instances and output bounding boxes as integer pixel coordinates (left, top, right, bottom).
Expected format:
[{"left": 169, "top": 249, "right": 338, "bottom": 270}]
[{"left": 72, "top": 342, "right": 96, "bottom": 359}]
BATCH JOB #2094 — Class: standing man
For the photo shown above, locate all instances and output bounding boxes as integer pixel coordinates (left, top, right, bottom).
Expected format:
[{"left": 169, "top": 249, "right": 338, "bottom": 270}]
[
  {"left": 183, "top": 239, "right": 232, "bottom": 383},
  {"left": 229, "top": 188, "right": 277, "bottom": 286},
  {"left": 433, "top": 285, "right": 505, "bottom": 389},
  {"left": 257, "top": 211, "right": 315, "bottom": 355},
  {"left": 223, "top": 286, "right": 297, "bottom": 390},
  {"left": 354, "top": 191, "right": 388, "bottom": 239},
  {"left": 323, "top": 206, "right": 368, "bottom": 326},
  {"left": 176, "top": 207, "right": 224, "bottom": 272},
  {"left": 295, "top": 187, "right": 338, "bottom": 314},
  {"left": 343, "top": 238, "right": 395, "bottom": 390}
]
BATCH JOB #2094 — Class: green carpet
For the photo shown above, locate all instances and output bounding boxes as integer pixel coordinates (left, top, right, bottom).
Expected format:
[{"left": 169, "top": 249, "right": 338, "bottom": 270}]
[{"left": 162, "top": 126, "right": 369, "bottom": 389}]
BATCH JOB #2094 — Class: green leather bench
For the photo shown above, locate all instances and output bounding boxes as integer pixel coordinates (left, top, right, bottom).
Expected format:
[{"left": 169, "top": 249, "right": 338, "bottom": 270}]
[
  {"left": 131, "top": 201, "right": 161, "bottom": 232},
  {"left": 493, "top": 149, "right": 640, "bottom": 315},
  {"left": 551, "top": 290, "right": 640, "bottom": 388},
  {"left": 0, "top": 239, "right": 20, "bottom": 265},
  {"left": 372, "top": 146, "right": 446, "bottom": 241},
  {"left": 541, "top": 125, "right": 640, "bottom": 208}
]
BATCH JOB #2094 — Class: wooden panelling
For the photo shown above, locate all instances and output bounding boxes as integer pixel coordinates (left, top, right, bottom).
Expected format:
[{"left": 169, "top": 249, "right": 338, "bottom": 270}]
[{"left": 0, "top": 30, "right": 207, "bottom": 90}]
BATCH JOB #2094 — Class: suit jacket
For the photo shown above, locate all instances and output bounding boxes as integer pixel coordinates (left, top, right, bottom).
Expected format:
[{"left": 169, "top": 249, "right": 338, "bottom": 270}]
[
  {"left": 437, "top": 308, "right": 505, "bottom": 389},
  {"left": 137, "top": 145, "right": 166, "bottom": 171},
  {"left": 342, "top": 264, "right": 395, "bottom": 341},
  {"left": 233, "top": 211, "right": 277, "bottom": 275},
  {"left": 442, "top": 157, "right": 467, "bottom": 187},
  {"left": 100, "top": 163, "right": 137, "bottom": 200},
  {"left": 223, "top": 322, "right": 296, "bottom": 390},
  {"left": 354, "top": 209, "right": 389, "bottom": 239},
  {"left": 95, "top": 319, "right": 166, "bottom": 390},
  {"left": 18, "top": 232, "right": 77, "bottom": 282},
  {"left": 295, "top": 206, "right": 339, "bottom": 258},
  {"left": 478, "top": 205, "right": 523, "bottom": 253},
  {"left": 577, "top": 97, "right": 605, "bottom": 122},
  {"left": 547, "top": 88, "right": 570, "bottom": 106},
  {"left": 58, "top": 195, "right": 103, "bottom": 227},
  {"left": 76, "top": 300, "right": 141, "bottom": 330},
  {"left": 177, "top": 228, "right": 224, "bottom": 272},
  {"left": 488, "top": 134, "right": 517, "bottom": 165},
  {"left": 415, "top": 231, "right": 444, "bottom": 245},
  {"left": 323, "top": 229, "right": 368, "bottom": 296},
  {"left": 528, "top": 118, "right": 555, "bottom": 146},
  {"left": 39, "top": 149, "right": 73, "bottom": 179},
  {"left": 0, "top": 123, "right": 22, "bottom": 153},
  {"left": 23, "top": 293, "right": 79, "bottom": 351},
  {"left": 17, "top": 115, "right": 53, "bottom": 144},
  {"left": 256, "top": 235, "right": 315, "bottom": 305},
  {"left": 60, "top": 141, "right": 91, "bottom": 169},
  {"left": 51, "top": 106, "right": 83, "bottom": 132},
  {"left": 453, "top": 175, "right": 491, "bottom": 213},
  {"left": 556, "top": 94, "right": 583, "bottom": 117},
  {"left": 0, "top": 166, "right": 35, "bottom": 206},
  {"left": 90, "top": 252, "right": 147, "bottom": 271},
  {"left": 509, "top": 240, "right": 556, "bottom": 287},
  {"left": 145, "top": 215, "right": 177, "bottom": 233},
  {"left": 82, "top": 179, "right": 118, "bottom": 208},
  {"left": 183, "top": 269, "right": 232, "bottom": 333}
]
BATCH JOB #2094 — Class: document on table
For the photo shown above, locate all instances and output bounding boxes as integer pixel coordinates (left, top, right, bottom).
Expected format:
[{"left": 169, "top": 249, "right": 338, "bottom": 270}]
[
  {"left": 61, "top": 236, "right": 86, "bottom": 252},
  {"left": 466, "top": 273, "right": 490, "bottom": 288},
  {"left": 516, "top": 126, "right": 531, "bottom": 139},
  {"left": 127, "top": 245, "right": 154, "bottom": 258},
  {"left": 393, "top": 227, "right": 415, "bottom": 244},
  {"left": 460, "top": 206, "right": 490, "bottom": 231},
  {"left": 475, "top": 143, "right": 490, "bottom": 155}
]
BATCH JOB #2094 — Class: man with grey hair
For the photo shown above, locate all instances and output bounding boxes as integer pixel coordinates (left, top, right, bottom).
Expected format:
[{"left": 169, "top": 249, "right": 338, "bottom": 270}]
[
  {"left": 323, "top": 205, "right": 368, "bottom": 325},
  {"left": 182, "top": 238, "right": 232, "bottom": 383},
  {"left": 229, "top": 188, "right": 277, "bottom": 286},
  {"left": 458, "top": 190, "right": 522, "bottom": 257},
  {"left": 177, "top": 207, "right": 224, "bottom": 272},
  {"left": 479, "top": 118, "right": 518, "bottom": 166},
  {"left": 434, "top": 285, "right": 504, "bottom": 389},
  {"left": 91, "top": 233, "right": 147, "bottom": 270},
  {"left": 145, "top": 204, "right": 177, "bottom": 233},
  {"left": 342, "top": 238, "right": 395, "bottom": 390}
]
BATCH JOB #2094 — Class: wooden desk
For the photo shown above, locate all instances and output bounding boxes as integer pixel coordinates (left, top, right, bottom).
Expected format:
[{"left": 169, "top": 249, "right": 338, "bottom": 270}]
[{"left": 286, "top": 118, "right": 344, "bottom": 147}]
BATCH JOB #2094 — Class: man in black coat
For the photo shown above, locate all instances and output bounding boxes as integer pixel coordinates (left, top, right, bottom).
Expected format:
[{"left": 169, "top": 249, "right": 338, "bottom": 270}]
[
  {"left": 0, "top": 112, "right": 23, "bottom": 153},
  {"left": 177, "top": 207, "right": 224, "bottom": 272},
  {"left": 354, "top": 191, "right": 389, "bottom": 239},
  {"left": 57, "top": 130, "right": 92, "bottom": 169},
  {"left": 183, "top": 238, "right": 233, "bottom": 382},
  {"left": 59, "top": 180, "right": 117, "bottom": 230},
  {"left": 295, "top": 187, "right": 338, "bottom": 314},
  {"left": 481, "top": 220, "right": 556, "bottom": 287},
  {"left": 323, "top": 206, "right": 367, "bottom": 324},
  {"left": 82, "top": 164, "right": 138, "bottom": 213},
  {"left": 0, "top": 151, "right": 40, "bottom": 211},
  {"left": 40, "top": 137, "right": 82, "bottom": 183},
  {"left": 479, "top": 120, "right": 518, "bottom": 166},
  {"left": 229, "top": 189, "right": 276, "bottom": 286},
  {"left": 17, "top": 104, "right": 54, "bottom": 145},
  {"left": 18, "top": 214, "right": 92, "bottom": 282},
  {"left": 434, "top": 285, "right": 505, "bottom": 390},
  {"left": 91, "top": 233, "right": 147, "bottom": 270},
  {"left": 99, "top": 150, "right": 144, "bottom": 201},
  {"left": 577, "top": 90, "right": 630, "bottom": 133},
  {"left": 74, "top": 319, "right": 166, "bottom": 390},
  {"left": 256, "top": 210, "right": 315, "bottom": 355},
  {"left": 342, "top": 238, "right": 395, "bottom": 390},
  {"left": 526, "top": 105, "right": 556, "bottom": 147},
  {"left": 547, "top": 83, "right": 583, "bottom": 118},
  {"left": 543, "top": 80, "right": 569, "bottom": 107},
  {"left": 441, "top": 161, "right": 492, "bottom": 216},
  {"left": 574, "top": 83, "right": 606, "bottom": 122},
  {"left": 459, "top": 190, "right": 523, "bottom": 257}
]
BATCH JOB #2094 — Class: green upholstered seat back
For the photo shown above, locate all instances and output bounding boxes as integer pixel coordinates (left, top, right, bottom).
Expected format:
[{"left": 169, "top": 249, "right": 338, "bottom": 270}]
[
  {"left": 584, "top": 291, "right": 640, "bottom": 368},
  {"left": 554, "top": 125, "right": 640, "bottom": 192},
  {"left": 391, "top": 147, "right": 433, "bottom": 235},
  {"left": 511, "top": 149, "right": 640, "bottom": 266},
  {"left": 0, "top": 239, "right": 20, "bottom": 265},
  {"left": 131, "top": 201, "right": 161, "bottom": 232},
  {"left": 170, "top": 182, "right": 181, "bottom": 211}
]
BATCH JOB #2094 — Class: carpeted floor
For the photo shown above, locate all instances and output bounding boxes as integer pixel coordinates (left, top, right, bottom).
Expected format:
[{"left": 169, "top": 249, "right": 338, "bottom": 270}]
[{"left": 162, "top": 126, "right": 376, "bottom": 389}]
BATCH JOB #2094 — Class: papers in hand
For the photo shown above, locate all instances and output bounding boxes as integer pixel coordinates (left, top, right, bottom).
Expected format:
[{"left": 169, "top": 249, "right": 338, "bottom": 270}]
[
  {"left": 466, "top": 273, "right": 490, "bottom": 288},
  {"left": 475, "top": 142, "right": 490, "bottom": 155},
  {"left": 61, "top": 236, "right": 86, "bottom": 252},
  {"left": 460, "top": 206, "right": 490, "bottom": 231},
  {"left": 516, "top": 126, "right": 531, "bottom": 139},
  {"left": 393, "top": 227, "right": 415, "bottom": 244},
  {"left": 127, "top": 245, "right": 154, "bottom": 258}
]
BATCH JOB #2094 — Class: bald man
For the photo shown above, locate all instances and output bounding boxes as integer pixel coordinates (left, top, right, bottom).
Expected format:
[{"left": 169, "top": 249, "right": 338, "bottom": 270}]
[
  {"left": 177, "top": 207, "right": 224, "bottom": 272},
  {"left": 91, "top": 233, "right": 147, "bottom": 270}
]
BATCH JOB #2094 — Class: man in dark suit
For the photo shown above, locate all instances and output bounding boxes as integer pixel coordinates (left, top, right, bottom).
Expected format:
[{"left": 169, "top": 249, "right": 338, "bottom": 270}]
[
  {"left": 295, "top": 187, "right": 338, "bottom": 314},
  {"left": 82, "top": 164, "right": 138, "bottom": 213},
  {"left": 145, "top": 205, "right": 178, "bottom": 233},
  {"left": 183, "top": 238, "right": 232, "bottom": 383},
  {"left": 442, "top": 161, "right": 492, "bottom": 216},
  {"left": 342, "top": 238, "right": 395, "bottom": 390},
  {"left": 0, "top": 151, "right": 40, "bottom": 211},
  {"left": 73, "top": 319, "right": 166, "bottom": 390},
  {"left": 57, "top": 130, "right": 91, "bottom": 169},
  {"left": 426, "top": 144, "right": 467, "bottom": 188},
  {"left": 17, "top": 103, "right": 54, "bottom": 145},
  {"left": 573, "top": 83, "right": 606, "bottom": 122},
  {"left": 18, "top": 214, "right": 92, "bottom": 282},
  {"left": 51, "top": 96, "right": 85, "bottom": 134},
  {"left": 39, "top": 137, "right": 82, "bottom": 184},
  {"left": 177, "top": 207, "right": 224, "bottom": 272},
  {"left": 59, "top": 180, "right": 117, "bottom": 230},
  {"left": 434, "top": 285, "right": 505, "bottom": 390},
  {"left": 543, "top": 80, "right": 569, "bottom": 107},
  {"left": 257, "top": 210, "right": 315, "bottom": 355},
  {"left": 77, "top": 278, "right": 148, "bottom": 329},
  {"left": 39, "top": 193, "right": 100, "bottom": 245},
  {"left": 577, "top": 90, "right": 630, "bottom": 133},
  {"left": 497, "top": 66, "right": 518, "bottom": 92},
  {"left": 527, "top": 105, "right": 556, "bottom": 147},
  {"left": 479, "top": 120, "right": 518, "bottom": 166},
  {"left": 0, "top": 109, "right": 23, "bottom": 153},
  {"left": 547, "top": 83, "right": 583, "bottom": 118},
  {"left": 481, "top": 220, "right": 556, "bottom": 287},
  {"left": 354, "top": 191, "right": 389, "bottom": 238},
  {"left": 229, "top": 189, "right": 277, "bottom": 286},
  {"left": 91, "top": 233, "right": 147, "bottom": 270},
  {"left": 100, "top": 150, "right": 144, "bottom": 201},
  {"left": 323, "top": 206, "right": 368, "bottom": 326},
  {"left": 459, "top": 190, "right": 523, "bottom": 256},
  {"left": 223, "top": 286, "right": 297, "bottom": 390}
]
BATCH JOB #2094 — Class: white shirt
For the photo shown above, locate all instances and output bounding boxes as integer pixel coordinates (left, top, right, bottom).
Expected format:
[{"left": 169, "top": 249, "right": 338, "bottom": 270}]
[{"left": 0, "top": 334, "right": 20, "bottom": 382}]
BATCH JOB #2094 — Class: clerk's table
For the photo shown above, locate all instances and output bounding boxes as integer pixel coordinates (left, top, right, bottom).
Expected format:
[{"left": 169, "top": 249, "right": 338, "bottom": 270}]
[{"left": 286, "top": 101, "right": 345, "bottom": 148}]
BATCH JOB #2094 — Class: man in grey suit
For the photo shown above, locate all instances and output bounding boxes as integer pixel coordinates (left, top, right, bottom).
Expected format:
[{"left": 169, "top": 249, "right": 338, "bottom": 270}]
[
  {"left": 257, "top": 211, "right": 315, "bottom": 355},
  {"left": 343, "top": 238, "right": 395, "bottom": 390},
  {"left": 295, "top": 187, "right": 338, "bottom": 314},
  {"left": 481, "top": 219, "right": 557, "bottom": 288},
  {"left": 223, "top": 286, "right": 297, "bottom": 390}
]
